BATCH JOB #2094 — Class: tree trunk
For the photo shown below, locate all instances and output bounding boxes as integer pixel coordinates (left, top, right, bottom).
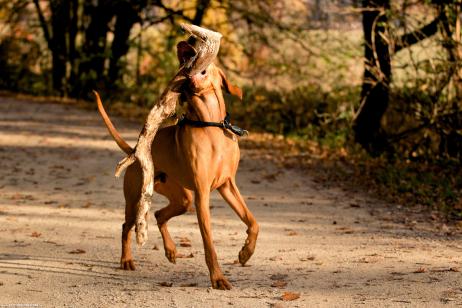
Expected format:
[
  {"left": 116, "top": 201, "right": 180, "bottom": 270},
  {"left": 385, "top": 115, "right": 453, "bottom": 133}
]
[
  {"left": 193, "top": 0, "right": 211, "bottom": 26},
  {"left": 353, "top": 0, "right": 391, "bottom": 155},
  {"left": 49, "top": 0, "right": 70, "bottom": 95},
  {"left": 33, "top": 0, "right": 69, "bottom": 95},
  {"left": 72, "top": 0, "right": 113, "bottom": 97},
  {"left": 108, "top": 1, "right": 140, "bottom": 87},
  {"left": 68, "top": 0, "right": 79, "bottom": 91}
]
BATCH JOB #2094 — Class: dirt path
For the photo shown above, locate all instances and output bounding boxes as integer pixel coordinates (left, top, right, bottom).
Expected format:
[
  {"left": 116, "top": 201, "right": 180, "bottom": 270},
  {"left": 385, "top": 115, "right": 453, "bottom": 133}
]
[{"left": 0, "top": 97, "right": 461, "bottom": 307}]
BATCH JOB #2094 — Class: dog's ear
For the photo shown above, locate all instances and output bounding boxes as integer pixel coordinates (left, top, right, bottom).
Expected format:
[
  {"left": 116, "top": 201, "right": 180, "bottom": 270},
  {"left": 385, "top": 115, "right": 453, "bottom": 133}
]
[
  {"left": 177, "top": 41, "right": 197, "bottom": 66},
  {"left": 217, "top": 68, "right": 243, "bottom": 101}
]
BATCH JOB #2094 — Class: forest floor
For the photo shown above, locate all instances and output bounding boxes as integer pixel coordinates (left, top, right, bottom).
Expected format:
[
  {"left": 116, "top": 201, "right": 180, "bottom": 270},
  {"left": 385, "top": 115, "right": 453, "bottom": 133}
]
[{"left": 0, "top": 96, "right": 462, "bottom": 307}]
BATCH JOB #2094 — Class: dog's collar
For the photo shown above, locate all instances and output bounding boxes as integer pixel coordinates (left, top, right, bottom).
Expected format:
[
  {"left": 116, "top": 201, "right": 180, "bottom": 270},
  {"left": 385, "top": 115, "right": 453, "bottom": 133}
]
[{"left": 178, "top": 113, "right": 248, "bottom": 137}]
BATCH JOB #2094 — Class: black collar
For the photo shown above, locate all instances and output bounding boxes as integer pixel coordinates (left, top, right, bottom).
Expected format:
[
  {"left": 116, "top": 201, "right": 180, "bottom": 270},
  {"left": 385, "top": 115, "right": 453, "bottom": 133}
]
[{"left": 178, "top": 113, "right": 248, "bottom": 137}]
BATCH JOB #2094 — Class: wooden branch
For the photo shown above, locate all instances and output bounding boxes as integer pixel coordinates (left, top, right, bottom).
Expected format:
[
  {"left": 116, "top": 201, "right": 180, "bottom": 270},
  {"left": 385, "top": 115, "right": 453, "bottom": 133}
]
[
  {"left": 115, "top": 24, "right": 222, "bottom": 246},
  {"left": 395, "top": 11, "right": 443, "bottom": 53},
  {"left": 32, "top": 0, "right": 52, "bottom": 49},
  {"left": 180, "top": 23, "right": 222, "bottom": 76},
  {"left": 192, "top": 0, "right": 211, "bottom": 26}
]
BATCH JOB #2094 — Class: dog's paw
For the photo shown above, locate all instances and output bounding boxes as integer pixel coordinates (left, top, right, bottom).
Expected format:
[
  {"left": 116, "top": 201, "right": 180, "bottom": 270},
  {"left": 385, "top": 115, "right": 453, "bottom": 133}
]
[
  {"left": 165, "top": 248, "right": 177, "bottom": 264},
  {"left": 238, "top": 239, "right": 255, "bottom": 266},
  {"left": 211, "top": 276, "right": 232, "bottom": 290},
  {"left": 120, "top": 259, "right": 136, "bottom": 270}
]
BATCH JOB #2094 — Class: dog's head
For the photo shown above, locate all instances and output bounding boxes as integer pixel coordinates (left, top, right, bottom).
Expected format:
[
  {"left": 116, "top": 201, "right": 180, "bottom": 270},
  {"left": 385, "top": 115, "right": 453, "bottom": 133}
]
[{"left": 177, "top": 41, "right": 242, "bottom": 100}]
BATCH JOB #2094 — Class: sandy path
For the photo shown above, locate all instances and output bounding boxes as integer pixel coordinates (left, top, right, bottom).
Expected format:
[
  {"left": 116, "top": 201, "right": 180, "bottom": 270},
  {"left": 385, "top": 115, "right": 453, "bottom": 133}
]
[{"left": 0, "top": 97, "right": 461, "bottom": 307}]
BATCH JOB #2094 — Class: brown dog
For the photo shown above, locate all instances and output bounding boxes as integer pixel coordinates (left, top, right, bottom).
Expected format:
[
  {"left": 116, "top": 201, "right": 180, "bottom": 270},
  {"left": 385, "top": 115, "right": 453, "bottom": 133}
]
[{"left": 95, "top": 52, "right": 259, "bottom": 290}]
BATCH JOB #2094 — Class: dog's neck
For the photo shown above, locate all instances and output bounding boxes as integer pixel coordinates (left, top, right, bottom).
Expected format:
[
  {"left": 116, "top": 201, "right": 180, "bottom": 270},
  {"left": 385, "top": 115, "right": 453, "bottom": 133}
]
[{"left": 183, "top": 80, "right": 227, "bottom": 123}]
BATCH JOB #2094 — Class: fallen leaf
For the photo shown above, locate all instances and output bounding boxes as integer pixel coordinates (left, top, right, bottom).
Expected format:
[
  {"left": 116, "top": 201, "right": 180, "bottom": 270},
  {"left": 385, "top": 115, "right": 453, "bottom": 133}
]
[
  {"left": 31, "top": 231, "right": 42, "bottom": 238},
  {"left": 269, "top": 256, "right": 282, "bottom": 261},
  {"left": 81, "top": 202, "right": 92, "bottom": 208},
  {"left": 263, "top": 172, "right": 279, "bottom": 182},
  {"left": 68, "top": 249, "right": 86, "bottom": 254},
  {"left": 271, "top": 280, "right": 288, "bottom": 288},
  {"left": 300, "top": 256, "right": 315, "bottom": 261},
  {"left": 176, "top": 253, "right": 194, "bottom": 259},
  {"left": 178, "top": 237, "right": 191, "bottom": 247},
  {"left": 413, "top": 267, "right": 427, "bottom": 273},
  {"left": 179, "top": 282, "right": 198, "bottom": 287},
  {"left": 159, "top": 282, "right": 173, "bottom": 287},
  {"left": 10, "top": 193, "right": 23, "bottom": 200},
  {"left": 152, "top": 245, "right": 159, "bottom": 250},
  {"left": 281, "top": 291, "right": 300, "bottom": 301}
]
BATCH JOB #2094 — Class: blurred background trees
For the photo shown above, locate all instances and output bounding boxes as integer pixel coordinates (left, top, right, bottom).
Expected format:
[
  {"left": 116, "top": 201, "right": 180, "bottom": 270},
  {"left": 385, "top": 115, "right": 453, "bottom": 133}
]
[{"left": 1, "top": 0, "right": 462, "bottom": 162}]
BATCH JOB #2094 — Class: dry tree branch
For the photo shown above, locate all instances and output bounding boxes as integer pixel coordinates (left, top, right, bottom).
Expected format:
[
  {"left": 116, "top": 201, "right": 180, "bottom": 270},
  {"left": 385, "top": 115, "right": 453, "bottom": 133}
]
[
  {"left": 114, "top": 23, "right": 222, "bottom": 246},
  {"left": 32, "top": 0, "right": 52, "bottom": 48}
]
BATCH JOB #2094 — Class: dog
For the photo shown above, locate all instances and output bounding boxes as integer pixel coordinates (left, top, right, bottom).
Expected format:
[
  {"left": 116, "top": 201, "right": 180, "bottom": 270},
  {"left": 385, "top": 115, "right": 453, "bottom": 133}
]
[{"left": 95, "top": 46, "right": 259, "bottom": 290}]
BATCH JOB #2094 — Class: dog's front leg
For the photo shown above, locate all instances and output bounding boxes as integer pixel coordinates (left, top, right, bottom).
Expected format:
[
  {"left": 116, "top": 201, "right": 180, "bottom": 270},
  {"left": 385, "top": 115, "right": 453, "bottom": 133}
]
[{"left": 195, "top": 189, "right": 232, "bottom": 290}]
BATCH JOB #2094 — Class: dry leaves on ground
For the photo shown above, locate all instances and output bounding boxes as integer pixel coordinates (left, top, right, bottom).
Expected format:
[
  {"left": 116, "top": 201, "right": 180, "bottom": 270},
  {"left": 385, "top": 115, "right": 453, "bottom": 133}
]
[
  {"left": 178, "top": 237, "right": 191, "bottom": 247},
  {"left": 271, "top": 280, "right": 288, "bottom": 288},
  {"left": 30, "top": 231, "right": 41, "bottom": 238},
  {"left": 413, "top": 267, "right": 427, "bottom": 273},
  {"left": 159, "top": 282, "right": 173, "bottom": 287},
  {"left": 281, "top": 291, "right": 300, "bottom": 301},
  {"left": 176, "top": 253, "right": 194, "bottom": 259},
  {"left": 68, "top": 249, "right": 86, "bottom": 254}
]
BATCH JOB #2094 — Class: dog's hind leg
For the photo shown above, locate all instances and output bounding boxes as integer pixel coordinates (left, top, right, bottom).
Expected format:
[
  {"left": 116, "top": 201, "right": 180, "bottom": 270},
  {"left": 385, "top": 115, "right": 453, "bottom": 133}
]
[
  {"left": 218, "top": 179, "right": 259, "bottom": 266},
  {"left": 121, "top": 162, "right": 143, "bottom": 270},
  {"left": 154, "top": 178, "right": 192, "bottom": 264}
]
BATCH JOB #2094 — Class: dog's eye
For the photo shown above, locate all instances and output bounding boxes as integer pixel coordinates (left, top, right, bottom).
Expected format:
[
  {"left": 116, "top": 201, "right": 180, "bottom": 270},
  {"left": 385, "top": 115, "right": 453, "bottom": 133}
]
[{"left": 201, "top": 70, "right": 206, "bottom": 75}]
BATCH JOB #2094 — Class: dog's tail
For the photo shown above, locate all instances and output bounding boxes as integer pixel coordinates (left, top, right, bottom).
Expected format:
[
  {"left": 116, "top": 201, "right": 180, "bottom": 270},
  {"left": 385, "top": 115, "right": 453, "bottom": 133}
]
[{"left": 94, "top": 91, "right": 133, "bottom": 154}]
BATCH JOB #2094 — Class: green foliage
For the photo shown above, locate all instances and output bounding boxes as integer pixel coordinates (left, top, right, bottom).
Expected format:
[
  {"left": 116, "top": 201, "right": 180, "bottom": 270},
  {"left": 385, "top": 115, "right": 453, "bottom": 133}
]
[
  {"left": 228, "top": 84, "right": 359, "bottom": 147},
  {"left": 0, "top": 37, "right": 51, "bottom": 95},
  {"left": 372, "top": 159, "right": 462, "bottom": 218}
]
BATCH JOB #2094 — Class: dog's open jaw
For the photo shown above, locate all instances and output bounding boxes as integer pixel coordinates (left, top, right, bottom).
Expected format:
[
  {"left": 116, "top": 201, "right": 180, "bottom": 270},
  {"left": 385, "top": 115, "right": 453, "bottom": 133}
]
[{"left": 114, "top": 24, "right": 222, "bottom": 247}]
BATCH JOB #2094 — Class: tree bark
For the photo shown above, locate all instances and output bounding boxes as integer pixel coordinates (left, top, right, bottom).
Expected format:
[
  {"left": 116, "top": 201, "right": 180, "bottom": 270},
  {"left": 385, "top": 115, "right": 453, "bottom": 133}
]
[
  {"left": 108, "top": 1, "right": 141, "bottom": 87},
  {"left": 49, "top": 0, "right": 69, "bottom": 95},
  {"left": 68, "top": 0, "right": 79, "bottom": 90},
  {"left": 395, "top": 11, "right": 443, "bottom": 53},
  {"left": 33, "top": 0, "right": 69, "bottom": 94},
  {"left": 192, "top": 0, "right": 211, "bottom": 26},
  {"left": 353, "top": 0, "right": 391, "bottom": 155},
  {"left": 73, "top": 0, "right": 113, "bottom": 97}
]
